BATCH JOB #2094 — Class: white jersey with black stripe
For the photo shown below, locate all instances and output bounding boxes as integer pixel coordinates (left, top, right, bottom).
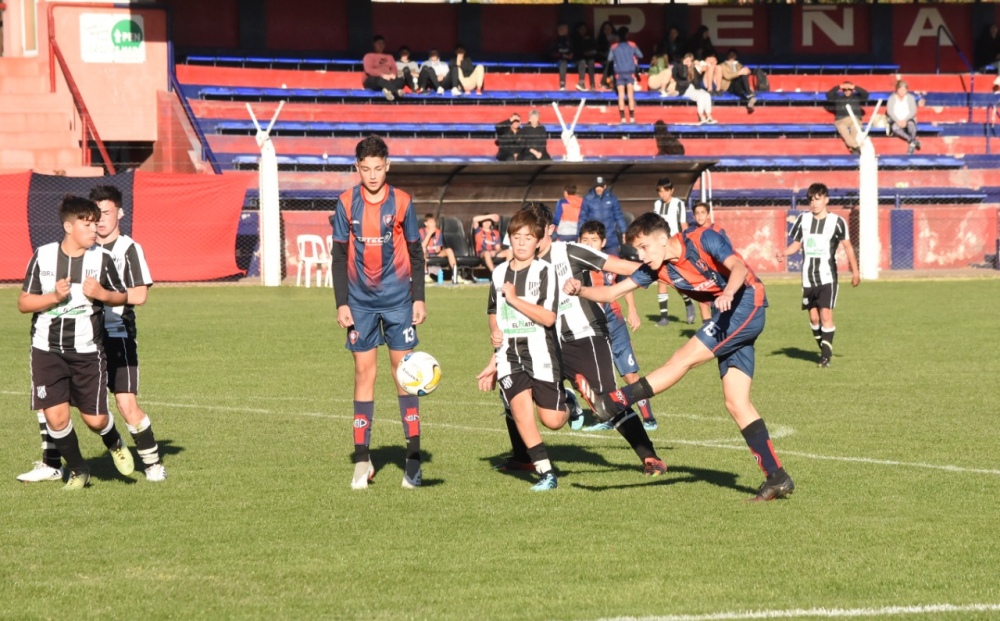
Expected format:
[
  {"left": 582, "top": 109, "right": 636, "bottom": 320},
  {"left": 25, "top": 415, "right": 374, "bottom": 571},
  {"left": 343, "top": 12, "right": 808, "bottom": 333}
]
[
  {"left": 487, "top": 260, "right": 560, "bottom": 382},
  {"left": 540, "top": 241, "right": 609, "bottom": 342},
  {"left": 790, "top": 212, "right": 849, "bottom": 287},
  {"left": 22, "top": 243, "right": 126, "bottom": 354},
  {"left": 101, "top": 235, "right": 153, "bottom": 339},
  {"left": 654, "top": 197, "right": 686, "bottom": 237}
]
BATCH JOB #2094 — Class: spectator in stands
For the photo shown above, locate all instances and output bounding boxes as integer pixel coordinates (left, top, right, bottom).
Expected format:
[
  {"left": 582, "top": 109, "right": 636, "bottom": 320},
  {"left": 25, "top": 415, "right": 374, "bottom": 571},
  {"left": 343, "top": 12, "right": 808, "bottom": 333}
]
[
  {"left": 654, "top": 120, "right": 685, "bottom": 156},
  {"left": 450, "top": 46, "right": 485, "bottom": 96},
  {"left": 578, "top": 176, "right": 628, "bottom": 256},
  {"left": 472, "top": 214, "right": 503, "bottom": 272},
  {"left": 573, "top": 22, "right": 598, "bottom": 91},
  {"left": 519, "top": 110, "right": 551, "bottom": 160},
  {"left": 699, "top": 51, "right": 723, "bottom": 93},
  {"left": 420, "top": 214, "right": 467, "bottom": 284},
  {"left": 418, "top": 49, "right": 452, "bottom": 95},
  {"left": 608, "top": 27, "right": 643, "bottom": 124},
  {"left": 687, "top": 26, "right": 717, "bottom": 62},
  {"left": 682, "top": 54, "right": 716, "bottom": 125},
  {"left": 663, "top": 26, "right": 685, "bottom": 61},
  {"left": 363, "top": 35, "right": 407, "bottom": 101},
  {"left": 554, "top": 184, "right": 583, "bottom": 241},
  {"left": 827, "top": 80, "right": 869, "bottom": 155},
  {"left": 886, "top": 80, "right": 921, "bottom": 155},
  {"left": 396, "top": 46, "right": 420, "bottom": 93},
  {"left": 647, "top": 45, "right": 678, "bottom": 97},
  {"left": 495, "top": 113, "right": 523, "bottom": 161},
  {"left": 596, "top": 21, "right": 618, "bottom": 65},
  {"left": 553, "top": 23, "right": 574, "bottom": 91},
  {"left": 974, "top": 24, "right": 1000, "bottom": 72},
  {"left": 720, "top": 48, "right": 757, "bottom": 113}
]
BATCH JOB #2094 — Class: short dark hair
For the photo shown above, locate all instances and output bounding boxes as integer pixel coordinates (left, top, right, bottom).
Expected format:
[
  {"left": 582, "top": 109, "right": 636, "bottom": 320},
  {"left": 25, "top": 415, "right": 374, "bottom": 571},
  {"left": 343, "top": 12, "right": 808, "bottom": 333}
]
[
  {"left": 579, "top": 220, "right": 606, "bottom": 241},
  {"left": 88, "top": 185, "right": 122, "bottom": 209},
  {"left": 507, "top": 209, "right": 545, "bottom": 242},
  {"left": 59, "top": 195, "right": 100, "bottom": 224},
  {"left": 429, "top": 48, "right": 439, "bottom": 57},
  {"left": 355, "top": 135, "right": 389, "bottom": 161},
  {"left": 424, "top": 213, "right": 436, "bottom": 222},
  {"left": 656, "top": 177, "right": 674, "bottom": 191},
  {"left": 564, "top": 184, "right": 577, "bottom": 195},
  {"left": 455, "top": 45, "right": 466, "bottom": 55},
  {"left": 617, "top": 26, "right": 629, "bottom": 41},
  {"left": 373, "top": 35, "right": 385, "bottom": 43},
  {"left": 693, "top": 201, "right": 712, "bottom": 214},
  {"left": 398, "top": 46, "right": 410, "bottom": 56},
  {"left": 522, "top": 201, "right": 553, "bottom": 228},
  {"left": 807, "top": 183, "right": 829, "bottom": 200},
  {"left": 625, "top": 212, "right": 669, "bottom": 244}
]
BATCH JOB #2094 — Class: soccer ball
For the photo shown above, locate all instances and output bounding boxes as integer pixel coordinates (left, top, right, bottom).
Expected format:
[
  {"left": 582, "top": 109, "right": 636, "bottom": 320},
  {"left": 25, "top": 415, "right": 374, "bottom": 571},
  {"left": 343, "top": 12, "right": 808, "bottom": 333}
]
[{"left": 396, "top": 351, "right": 442, "bottom": 396}]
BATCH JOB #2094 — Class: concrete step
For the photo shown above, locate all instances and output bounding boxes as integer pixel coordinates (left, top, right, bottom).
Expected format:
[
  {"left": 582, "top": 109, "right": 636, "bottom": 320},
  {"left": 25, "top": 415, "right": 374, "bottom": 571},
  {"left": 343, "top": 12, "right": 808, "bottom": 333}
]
[
  {"left": 0, "top": 57, "right": 48, "bottom": 77},
  {"left": 0, "top": 73, "right": 52, "bottom": 94},
  {"left": 0, "top": 130, "right": 79, "bottom": 149},
  {"left": 0, "top": 111, "right": 75, "bottom": 132},
  {"left": 0, "top": 93, "right": 74, "bottom": 113},
  {"left": 0, "top": 148, "right": 84, "bottom": 171}
]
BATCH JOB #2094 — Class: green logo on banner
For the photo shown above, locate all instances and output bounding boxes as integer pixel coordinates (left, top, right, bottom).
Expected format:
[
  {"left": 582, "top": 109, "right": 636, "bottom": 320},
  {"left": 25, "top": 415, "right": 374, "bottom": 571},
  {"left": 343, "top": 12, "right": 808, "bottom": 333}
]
[{"left": 112, "top": 19, "right": 143, "bottom": 49}]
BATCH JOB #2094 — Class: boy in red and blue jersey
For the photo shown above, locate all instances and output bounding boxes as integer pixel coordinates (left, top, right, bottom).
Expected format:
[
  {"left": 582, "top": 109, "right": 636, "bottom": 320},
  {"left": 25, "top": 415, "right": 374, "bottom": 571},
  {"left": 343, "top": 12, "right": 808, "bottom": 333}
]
[
  {"left": 472, "top": 213, "right": 502, "bottom": 272},
  {"left": 420, "top": 214, "right": 466, "bottom": 284},
  {"left": 331, "top": 136, "right": 427, "bottom": 490},
  {"left": 565, "top": 212, "right": 794, "bottom": 501}
]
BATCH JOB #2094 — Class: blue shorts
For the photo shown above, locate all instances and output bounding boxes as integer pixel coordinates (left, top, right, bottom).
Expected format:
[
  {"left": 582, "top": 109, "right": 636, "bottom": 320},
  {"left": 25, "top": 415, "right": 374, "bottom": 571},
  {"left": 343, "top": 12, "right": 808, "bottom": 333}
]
[
  {"left": 695, "top": 292, "right": 765, "bottom": 379},
  {"left": 606, "top": 309, "right": 639, "bottom": 376},
  {"left": 615, "top": 74, "right": 635, "bottom": 87},
  {"left": 345, "top": 305, "right": 418, "bottom": 352}
]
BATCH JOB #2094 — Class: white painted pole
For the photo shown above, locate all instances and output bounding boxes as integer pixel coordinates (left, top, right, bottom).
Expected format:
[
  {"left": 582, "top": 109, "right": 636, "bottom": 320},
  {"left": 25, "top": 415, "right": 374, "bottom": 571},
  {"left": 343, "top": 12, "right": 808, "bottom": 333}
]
[
  {"left": 847, "top": 101, "right": 881, "bottom": 281},
  {"left": 248, "top": 102, "right": 284, "bottom": 287}
]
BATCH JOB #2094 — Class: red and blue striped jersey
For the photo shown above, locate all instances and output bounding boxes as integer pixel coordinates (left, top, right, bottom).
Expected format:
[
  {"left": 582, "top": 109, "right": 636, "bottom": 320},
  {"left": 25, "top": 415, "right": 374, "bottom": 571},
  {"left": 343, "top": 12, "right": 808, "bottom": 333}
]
[
  {"left": 630, "top": 228, "right": 767, "bottom": 307},
  {"left": 419, "top": 228, "right": 444, "bottom": 255},
  {"left": 333, "top": 184, "right": 420, "bottom": 311},
  {"left": 474, "top": 228, "right": 500, "bottom": 253}
]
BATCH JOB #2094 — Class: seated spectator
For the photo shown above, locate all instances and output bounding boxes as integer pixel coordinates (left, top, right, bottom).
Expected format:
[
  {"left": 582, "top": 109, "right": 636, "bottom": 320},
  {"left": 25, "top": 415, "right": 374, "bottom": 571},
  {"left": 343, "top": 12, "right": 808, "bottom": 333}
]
[
  {"left": 974, "top": 24, "right": 1000, "bottom": 72},
  {"left": 647, "top": 45, "right": 677, "bottom": 97},
  {"left": 519, "top": 110, "right": 551, "bottom": 160},
  {"left": 700, "top": 51, "right": 723, "bottom": 93},
  {"left": 420, "top": 215, "right": 467, "bottom": 284},
  {"left": 450, "top": 46, "right": 485, "bottom": 96},
  {"left": 827, "top": 80, "right": 869, "bottom": 155},
  {"left": 654, "top": 120, "right": 685, "bottom": 156},
  {"left": 396, "top": 46, "right": 420, "bottom": 93},
  {"left": 495, "top": 113, "right": 523, "bottom": 161},
  {"left": 663, "top": 26, "right": 686, "bottom": 61},
  {"left": 720, "top": 48, "right": 757, "bottom": 113},
  {"left": 682, "top": 54, "right": 715, "bottom": 125},
  {"left": 362, "top": 35, "right": 406, "bottom": 101},
  {"left": 553, "top": 23, "right": 574, "bottom": 91},
  {"left": 418, "top": 49, "right": 453, "bottom": 95},
  {"left": 687, "top": 26, "right": 717, "bottom": 62},
  {"left": 553, "top": 184, "right": 583, "bottom": 242},
  {"left": 573, "top": 22, "right": 598, "bottom": 91},
  {"left": 472, "top": 214, "right": 503, "bottom": 272},
  {"left": 886, "top": 80, "right": 921, "bottom": 155}
]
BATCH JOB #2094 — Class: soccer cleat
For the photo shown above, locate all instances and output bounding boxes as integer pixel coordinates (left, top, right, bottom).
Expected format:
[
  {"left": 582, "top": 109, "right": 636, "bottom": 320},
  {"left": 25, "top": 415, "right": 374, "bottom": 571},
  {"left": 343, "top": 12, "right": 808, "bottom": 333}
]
[
  {"left": 643, "top": 457, "right": 667, "bottom": 477},
  {"left": 583, "top": 421, "right": 614, "bottom": 432},
  {"left": 109, "top": 439, "right": 135, "bottom": 476},
  {"left": 145, "top": 463, "right": 167, "bottom": 482},
  {"left": 494, "top": 458, "right": 535, "bottom": 472},
  {"left": 573, "top": 374, "right": 621, "bottom": 423},
  {"left": 565, "top": 389, "right": 585, "bottom": 431},
  {"left": 402, "top": 461, "right": 422, "bottom": 489},
  {"left": 685, "top": 304, "right": 696, "bottom": 325},
  {"left": 748, "top": 470, "right": 795, "bottom": 502},
  {"left": 643, "top": 417, "right": 659, "bottom": 432},
  {"left": 351, "top": 460, "right": 375, "bottom": 490},
  {"left": 818, "top": 356, "right": 831, "bottom": 369},
  {"left": 63, "top": 469, "right": 90, "bottom": 491},
  {"left": 530, "top": 471, "right": 558, "bottom": 492},
  {"left": 17, "top": 462, "right": 63, "bottom": 483},
  {"left": 656, "top": 316, "right": 670, "bottom": 327}
]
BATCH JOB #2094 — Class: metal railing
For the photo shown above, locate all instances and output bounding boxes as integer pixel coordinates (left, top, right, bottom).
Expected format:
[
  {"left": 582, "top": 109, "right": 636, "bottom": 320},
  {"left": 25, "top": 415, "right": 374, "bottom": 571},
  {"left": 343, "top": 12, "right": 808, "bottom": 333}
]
[{"left": 935, "top": 24, "right": 976, "bottom": 124}]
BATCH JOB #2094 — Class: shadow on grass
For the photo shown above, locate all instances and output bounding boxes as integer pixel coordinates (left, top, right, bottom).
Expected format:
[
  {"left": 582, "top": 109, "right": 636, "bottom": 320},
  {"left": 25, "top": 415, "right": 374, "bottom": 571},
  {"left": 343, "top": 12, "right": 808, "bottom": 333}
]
[
  {"left": 569, "top": 464, "right": 758, "bottom": 495},
  {"left": 357, "top": 445, "right": 444, "bottom": 487},
  {"left": 87, "top": 437, "right": 185, "bottom": 483},
  {"left": 770, "top": 347, "right": 819, "bottom": 363},
  {"left": 482, "top": 444, "right": 654, "bottom": 482}
]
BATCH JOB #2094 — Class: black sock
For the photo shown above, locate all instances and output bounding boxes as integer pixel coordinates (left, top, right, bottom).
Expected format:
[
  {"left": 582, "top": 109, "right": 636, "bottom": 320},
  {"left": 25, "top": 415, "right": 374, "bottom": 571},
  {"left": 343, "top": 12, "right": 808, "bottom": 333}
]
[
  {"left": 99, "top": 417, "right": 123, "bottom": 450},
  {"left": 127, "top": 416, "right": 161, "bottom": 468},
  {"left": 811, "top": 324, "right": 822, "bottom": 351},
  {"left": 526, "top": 442, "right": 552, "bottom": 475},
  {"left": 616, "top": 377, "right": 655, "bottom": 409},
  {"left": 353, "top": 400, "right": 374, "bottom": 463},
  {"left": 820, "top": 327, "right": 835, "bottom": 359},
  {"left": 47, "top": 421, "right": 86, "bottom": 472},
  {"left": 613, "top": 410, "right": 656, "bottom": 460},
  {"left": 37, "top": 411, "right": 62, "bottom": 469},
  {"left": 740, "top": 418, "right": 782, "bottom": 477},
  {"left": 619, "top": 108, "right": 626, "bottom": 121},
  {"left": 629, "top": 107, "right": 635, "bottom": 121},
  {"left": 658, "top": 293, "right": 669, "bottom": 318},
  {"left": 505, "top": 410, "right": 530, "bottom": 462}
]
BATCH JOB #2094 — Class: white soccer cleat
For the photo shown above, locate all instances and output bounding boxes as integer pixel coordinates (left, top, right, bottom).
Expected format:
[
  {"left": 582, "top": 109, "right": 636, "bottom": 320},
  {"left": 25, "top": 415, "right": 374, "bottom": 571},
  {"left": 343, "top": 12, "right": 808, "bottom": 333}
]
[
  {"left": 351, "top": 461, "right": 375, "bottom": 490},
  {"left": 145, "top": 463, "right": 167, "bottom": 482},
  {"left": 401, "top": 460, "right": 422, "bottom": 489},
  {"left": 17, "top": 461, "right": 63, "bottom": 483}
]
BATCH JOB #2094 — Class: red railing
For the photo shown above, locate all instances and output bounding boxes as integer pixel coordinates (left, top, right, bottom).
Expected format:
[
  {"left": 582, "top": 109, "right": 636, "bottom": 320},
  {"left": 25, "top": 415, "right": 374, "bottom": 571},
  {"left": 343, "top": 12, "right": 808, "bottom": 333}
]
[{"left": 47, "top": 2, "right": 120, "bottom": 174}]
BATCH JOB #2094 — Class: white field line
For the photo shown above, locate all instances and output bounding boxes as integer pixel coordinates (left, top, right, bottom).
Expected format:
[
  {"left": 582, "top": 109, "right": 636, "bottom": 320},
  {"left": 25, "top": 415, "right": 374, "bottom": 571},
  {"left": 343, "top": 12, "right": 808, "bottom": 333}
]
[{"left": 594, "top": 602, "right": 1000, "bottom": 621}]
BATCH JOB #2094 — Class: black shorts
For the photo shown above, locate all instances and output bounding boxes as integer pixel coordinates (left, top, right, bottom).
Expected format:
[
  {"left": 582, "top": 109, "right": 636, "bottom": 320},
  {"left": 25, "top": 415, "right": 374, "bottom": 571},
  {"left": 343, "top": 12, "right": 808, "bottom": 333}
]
[
  {"left": 560, "top": 336, "right": 618, "bottom": 394},
  {"left": 30, "top": 347, "right": 109, "bottom": 415},
  {"left": 802, "top": 283, "right": 839, "bottom": 310},
  {"left": 105, "top": 336, "right": 140, "bottom": 395},
  {"left": 498, "top": 372, "right": 564, "bottom": 412}
]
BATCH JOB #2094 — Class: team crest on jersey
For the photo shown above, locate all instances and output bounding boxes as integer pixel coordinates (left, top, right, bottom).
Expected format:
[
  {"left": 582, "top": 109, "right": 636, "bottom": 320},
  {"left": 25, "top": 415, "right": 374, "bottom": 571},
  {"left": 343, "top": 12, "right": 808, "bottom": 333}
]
[
  {"left": 36, "top": 385, "right": 47, "bottom": 399},
  {"left": 529, "top": 280, "right": 540, "bottom": 297},
  {"left": 383, "top": 214, "right": 394, "bottom": 227},
  {"left": 500, "top": 376, "right": 513, "bottom": 390},
  {"left": 348, "top": 330, "right": 359, "bottom": 345},
  {"left": 556, "top": 263, "right": 569, "bottom": 278},
  {"left": 85, "top": 268, "right": 99, "bottom": 279}
]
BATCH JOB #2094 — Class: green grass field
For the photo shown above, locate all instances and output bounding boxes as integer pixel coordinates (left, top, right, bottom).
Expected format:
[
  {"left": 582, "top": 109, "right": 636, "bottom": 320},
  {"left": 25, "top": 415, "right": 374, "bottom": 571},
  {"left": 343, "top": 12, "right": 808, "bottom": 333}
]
[{"left": 1, "top": 279, "right": 999, "bottom": 621}]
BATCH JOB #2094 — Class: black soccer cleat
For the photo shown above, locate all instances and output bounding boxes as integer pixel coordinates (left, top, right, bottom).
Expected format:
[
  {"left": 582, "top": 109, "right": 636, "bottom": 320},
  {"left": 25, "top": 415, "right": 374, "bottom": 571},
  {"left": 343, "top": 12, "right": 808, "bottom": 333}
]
[
  {"left": 818, "top": 357, "right": 831, "bottom": 369},
  {"left": 573, "top": 375, "right": 621, "bottom": 423},
  {"left": 747, "top": 470, "right": 795, "bottom": 502}
]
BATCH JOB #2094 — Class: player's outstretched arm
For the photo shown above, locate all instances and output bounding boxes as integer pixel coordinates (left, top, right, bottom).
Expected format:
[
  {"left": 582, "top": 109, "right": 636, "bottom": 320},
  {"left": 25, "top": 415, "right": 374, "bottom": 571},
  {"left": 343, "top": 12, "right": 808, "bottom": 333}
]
[
  {"left": 841, "top": 239, "right": 861, "bottom": 287},
  {"left": 564, "top": 276, "right": 638, "bottom": 304},
  {"left": 602, "top": 254, "right": 643, "bottom": 277}
]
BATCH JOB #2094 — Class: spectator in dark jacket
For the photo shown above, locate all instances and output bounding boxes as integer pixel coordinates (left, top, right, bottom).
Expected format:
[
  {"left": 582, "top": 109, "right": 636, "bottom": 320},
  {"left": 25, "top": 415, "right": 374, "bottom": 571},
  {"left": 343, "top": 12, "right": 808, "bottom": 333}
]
[
  {"left": 553, "top": 23, "right": 574, "bottom": 90},
  {"left": 974, "top": 24, "right": 1000, "bottom": 72},
  {"left": 495, "top": 114, "right": 523, "bottom": 161},
  {"left": 450, "top": 46, "right": 485, "bottom": 96},
  {"left": 518, "top": 110, "right": 550, "bottom": 160},
  {"left": 827, "top": 81, "right": 869, "bottom": 154},
  {"left": 577, "top": 177, "right": 628, "bottom": 256},
  {"left": 573, "top": 22, "right": 598, "bottom": 91}
]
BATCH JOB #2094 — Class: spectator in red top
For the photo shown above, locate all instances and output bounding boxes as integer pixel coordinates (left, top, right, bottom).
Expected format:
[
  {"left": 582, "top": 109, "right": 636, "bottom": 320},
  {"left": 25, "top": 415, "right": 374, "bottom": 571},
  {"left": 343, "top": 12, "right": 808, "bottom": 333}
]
[
  {"left": 363, "top": 35, "right": 407, "bottom": 101},
  {"left": 472, "top": 213, "right": 503, "bottom": 272},
  {"left": 553, "top": 184, "right": 583, "bottom": 241}
]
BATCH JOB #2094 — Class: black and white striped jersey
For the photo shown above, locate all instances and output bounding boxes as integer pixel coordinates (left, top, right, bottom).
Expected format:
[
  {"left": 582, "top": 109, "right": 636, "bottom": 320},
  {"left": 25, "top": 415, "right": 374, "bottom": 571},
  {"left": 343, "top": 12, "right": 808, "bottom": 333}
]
[
  {"left": 22, "top": 243, "right": 126, "bottom": 354},
  {"left": 654, "top": 197, "right": 687, "bottom": 237},
  {"left": 101, "top": 235, "right": 153, "bottom": 339},
  {"left": 790, "top": 212, "right": 849, "bottom": 287},
  {"left": 540, "top": 242, "right": 609, "bottom": 342},
  {"left": 487, "top": 260, "right": 560, "bottom": 383}
]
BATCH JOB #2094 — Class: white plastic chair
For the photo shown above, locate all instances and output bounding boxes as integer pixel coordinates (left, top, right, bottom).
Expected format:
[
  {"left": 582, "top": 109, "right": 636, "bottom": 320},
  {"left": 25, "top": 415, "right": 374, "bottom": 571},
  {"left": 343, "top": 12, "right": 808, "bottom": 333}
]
[
  {"left": 324, "top": 235, "right": 334, "bottom": 288},
  {"left": 296, "top": 234, "right": 328, "bottom": 287}
]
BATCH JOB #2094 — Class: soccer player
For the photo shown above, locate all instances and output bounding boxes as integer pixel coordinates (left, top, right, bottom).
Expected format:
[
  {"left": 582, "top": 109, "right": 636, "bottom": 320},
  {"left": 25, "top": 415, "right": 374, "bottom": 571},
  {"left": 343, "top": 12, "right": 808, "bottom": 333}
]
[
  {"left": 18, "top": 195, "right": 134, "bottom": 490},
  {"left": 780, "top": 183, "right": 860, "bottom": 368},
  {"left": 479, "top": 210, "right": 565, "bottom": 491},
  {"left": 577, "top": 221, "right": 658, "bottom": 431},
  {"left": 420, "top": 214, "right": 468, "bottom": 284},
  {"left": 688, "top": 201, "right": 730, "bottom": 324},
  {"left": 564, "top": 212, "right": 795, "bottom": 501},
  {"left": 331, "top": 136, "right": 427, "bottom": 490},
  {"left": 472, "top": 213, "right": 502, "bottom": 272},
  {"left": 652, "top": 177, "right": 695, "bottom": 326}
]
